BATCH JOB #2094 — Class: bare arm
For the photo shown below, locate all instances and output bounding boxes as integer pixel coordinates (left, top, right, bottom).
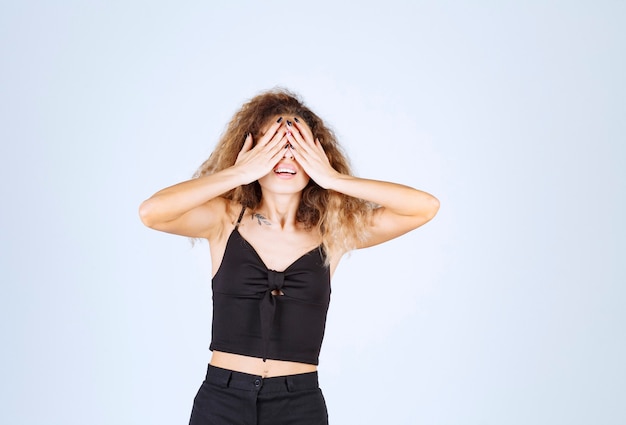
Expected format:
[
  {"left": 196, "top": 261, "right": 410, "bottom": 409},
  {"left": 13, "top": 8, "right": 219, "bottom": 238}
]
[
  {"left": 139, "top": 118, "right": 288, "bottom": 238},
  {"left": 286, "top": 121, "right": 439, "bottom": 249},
  {"left": 138, "top": 168, "right": 247, "bottom": 238},
  {"left": 324, "top": 175, "right": 439, "bottom": 248}
]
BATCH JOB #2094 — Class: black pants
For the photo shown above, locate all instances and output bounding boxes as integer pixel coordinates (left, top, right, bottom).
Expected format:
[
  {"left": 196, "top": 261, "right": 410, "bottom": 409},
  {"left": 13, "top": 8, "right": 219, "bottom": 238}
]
[{"left": 189, "top": 365, "right": 329, "bottom": 425}]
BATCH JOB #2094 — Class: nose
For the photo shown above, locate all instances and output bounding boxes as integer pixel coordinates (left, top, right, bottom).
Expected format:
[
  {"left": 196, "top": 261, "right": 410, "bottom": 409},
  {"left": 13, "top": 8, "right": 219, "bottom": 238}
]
[{"left": 283, "top": 144, "right": 294, "bottom": 159}]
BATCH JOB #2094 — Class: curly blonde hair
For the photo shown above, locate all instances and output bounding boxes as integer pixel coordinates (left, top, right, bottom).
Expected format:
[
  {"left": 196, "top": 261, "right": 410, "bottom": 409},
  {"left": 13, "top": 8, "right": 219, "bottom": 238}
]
[{"left": 194, "top": 88, "right": 374, "bottom": 261}]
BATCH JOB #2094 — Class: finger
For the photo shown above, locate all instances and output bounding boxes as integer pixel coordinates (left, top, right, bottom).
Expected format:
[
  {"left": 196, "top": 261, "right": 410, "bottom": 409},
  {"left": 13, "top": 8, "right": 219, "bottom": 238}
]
[
  {"left": 236, "top": 133, "right": 253, "bottom": 161},
  {"left": 286, "top": 121, "right": 308, "bottom": 149},
  {"left": 287, "top": 139, "right": 311, "bottom": 165},
  {"left": 314, "top": 138, "right": 327, "bottom": 155},
  {"left": 257, "top": 116, "right": 285, "bottom": 146},
  {"left": 270, "top": 144, "right": 289, "bottom": 164},
  {"left": 285, "top": 119, "right": 305, "bottom": 143},
  {"left": 288, "top": 146, "right": 315, "bottom": 176},
  {"left": 256, "top": 122, "right": 285, "bottom": 153},
  {"left": 268, "top": 138, "right": 292, "bottom": 166},
  {"left": 241, "top": 133, "right": 253, "bottom": 151},
  {"left": 286, "top": 142, "right": 303, "bottom": 163},
  {"left": 268, "top": 133, "right": 288, "bottom": 157},
  {"left": 292, "top": 118, "right": 315, "bottom": 143},
  {"left": 287, "top": 133, "right": 312, "bottom": 159},
  {"left": 264, "top": 127, "right": 287, "bottom": 152},
  {"left": 313, "top": 139, "right": 333, "bottom": 166}
]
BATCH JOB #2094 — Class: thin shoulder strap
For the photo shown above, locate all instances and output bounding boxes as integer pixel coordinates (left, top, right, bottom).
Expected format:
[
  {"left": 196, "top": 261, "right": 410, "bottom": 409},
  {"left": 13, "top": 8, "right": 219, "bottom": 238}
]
[{"left": 235, "top": 206, "right": 246, "bottom": 228}]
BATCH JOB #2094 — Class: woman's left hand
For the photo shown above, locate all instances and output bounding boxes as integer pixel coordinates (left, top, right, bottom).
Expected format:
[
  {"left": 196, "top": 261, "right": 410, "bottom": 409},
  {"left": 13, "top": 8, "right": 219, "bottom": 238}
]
[{"left": 285, "top": 120, "right": 340, "bottom": 189}]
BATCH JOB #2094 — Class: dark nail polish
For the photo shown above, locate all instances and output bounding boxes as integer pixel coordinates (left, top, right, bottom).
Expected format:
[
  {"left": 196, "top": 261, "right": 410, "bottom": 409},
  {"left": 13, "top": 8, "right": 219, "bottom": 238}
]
[
  {"left": 294, "top": 117, "right": 300, "bottom": 123},
  {"left": 286, "top": 120, "right": 293, "bottom": 126},
  {"left": 277, "top": 117, "right": 283, "bottom": 123}
]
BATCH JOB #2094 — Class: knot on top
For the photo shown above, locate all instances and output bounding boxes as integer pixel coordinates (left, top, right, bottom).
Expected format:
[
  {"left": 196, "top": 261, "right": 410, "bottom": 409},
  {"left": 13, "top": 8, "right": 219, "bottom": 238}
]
[
  {"left": 260, "top": 270, "right": 286, "bottom": 362},
  {"left": 267, "top": 270, "right": 285, "bottom": 291}
]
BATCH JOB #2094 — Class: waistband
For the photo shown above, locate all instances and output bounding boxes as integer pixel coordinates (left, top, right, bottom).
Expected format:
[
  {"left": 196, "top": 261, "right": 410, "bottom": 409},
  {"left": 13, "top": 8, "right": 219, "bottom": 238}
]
[{"left": 206, "top": 364, "right": 319, "bottom": 393}]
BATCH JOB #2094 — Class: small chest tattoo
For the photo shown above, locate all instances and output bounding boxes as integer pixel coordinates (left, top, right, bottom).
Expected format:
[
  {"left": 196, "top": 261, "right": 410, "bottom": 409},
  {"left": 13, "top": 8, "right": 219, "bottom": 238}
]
[{"left": 252, "top": 213, "right": 272, "bottom": 226}]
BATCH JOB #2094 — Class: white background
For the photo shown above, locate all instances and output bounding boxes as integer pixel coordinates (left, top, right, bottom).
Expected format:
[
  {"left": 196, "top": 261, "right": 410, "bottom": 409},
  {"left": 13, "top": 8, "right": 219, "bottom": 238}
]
[{"left": 1, "top": 1, "right": 624, "bottom": 424}]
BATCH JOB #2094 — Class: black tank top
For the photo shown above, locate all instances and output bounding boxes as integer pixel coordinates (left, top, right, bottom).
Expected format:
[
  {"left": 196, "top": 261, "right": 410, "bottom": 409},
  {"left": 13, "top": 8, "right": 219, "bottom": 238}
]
[{"left": 209, "top": 207, "right": 331, "bottom": 365}]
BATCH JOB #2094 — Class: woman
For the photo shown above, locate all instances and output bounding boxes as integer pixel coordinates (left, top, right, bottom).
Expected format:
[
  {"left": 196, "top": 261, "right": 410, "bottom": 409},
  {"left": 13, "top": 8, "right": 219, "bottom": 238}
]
[{"left": 139, "top": 89, "right": 439, "bottom": 424}]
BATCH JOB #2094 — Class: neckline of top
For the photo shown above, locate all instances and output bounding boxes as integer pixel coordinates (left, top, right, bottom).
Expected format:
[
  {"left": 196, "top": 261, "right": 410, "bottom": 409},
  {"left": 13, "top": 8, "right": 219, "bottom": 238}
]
[{"left": 233, "top": 227, "right": 321, "bottom": 273}]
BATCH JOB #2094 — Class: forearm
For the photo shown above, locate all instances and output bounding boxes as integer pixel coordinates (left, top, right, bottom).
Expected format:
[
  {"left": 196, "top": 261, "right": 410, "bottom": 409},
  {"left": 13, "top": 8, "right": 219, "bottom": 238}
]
[
  {"left": 139, "top": 166, "right": 247, "bottom": 227},
  {"left": 326, "top": 173, "right": 439, "bottom": 219}
]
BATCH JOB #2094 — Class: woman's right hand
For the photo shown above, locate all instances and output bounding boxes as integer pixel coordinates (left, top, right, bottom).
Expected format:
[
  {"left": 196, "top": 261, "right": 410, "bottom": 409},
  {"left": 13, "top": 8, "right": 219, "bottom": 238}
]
[
  {"left": 233, "top": 117, "right": 288, "bottom": 184},
  {"left": 139, "top": 117, "right": 288, "bottom": 237}
]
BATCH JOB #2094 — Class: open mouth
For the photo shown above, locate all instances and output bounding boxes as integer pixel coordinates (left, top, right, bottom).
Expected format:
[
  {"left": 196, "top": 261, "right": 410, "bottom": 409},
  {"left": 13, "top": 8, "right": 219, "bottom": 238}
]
[{"left": 274, "top": 166, "right": 296, "bottom": 175}]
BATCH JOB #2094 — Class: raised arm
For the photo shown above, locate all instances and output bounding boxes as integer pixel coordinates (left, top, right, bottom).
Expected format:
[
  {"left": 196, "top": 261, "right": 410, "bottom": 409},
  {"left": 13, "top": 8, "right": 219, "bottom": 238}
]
[
  {"left": 286, "top": 121, "right": 439, "bottom": 249},
  {"left": 139, "top": 168, "right": 246, "bottom": 238},
  {"left": 139, "top": 118, "right": 288, "bottom": 238},
  {"left": 323, "top": 176, "right": 438, "bottom": 248}
]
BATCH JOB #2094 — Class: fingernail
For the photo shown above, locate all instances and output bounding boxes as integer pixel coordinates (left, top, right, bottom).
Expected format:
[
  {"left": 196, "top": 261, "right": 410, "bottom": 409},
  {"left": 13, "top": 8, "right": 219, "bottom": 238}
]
[
  {"left": 277, "top": 117, "right": 283, "bottom": 123},
  {"left": 294, "top": 117, "right": 300, "bottom": 123},
  {"left": 286, "top": 120, "right": 293, "bottom": 127}
]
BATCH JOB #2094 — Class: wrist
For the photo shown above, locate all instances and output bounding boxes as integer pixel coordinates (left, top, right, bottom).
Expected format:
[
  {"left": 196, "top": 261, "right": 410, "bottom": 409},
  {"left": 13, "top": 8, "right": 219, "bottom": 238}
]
[
  {"left": 226, "top": 164, "right": 256, "bottom": 186},
  {"left": 319, "top": 171, "right": 344, "bottom": 190}
]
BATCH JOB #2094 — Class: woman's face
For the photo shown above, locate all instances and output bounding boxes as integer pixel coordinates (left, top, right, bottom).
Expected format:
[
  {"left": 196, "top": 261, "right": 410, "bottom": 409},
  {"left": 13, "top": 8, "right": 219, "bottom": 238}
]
[{"left": 257, "top": 115, "right": 311, "bottom": 195}]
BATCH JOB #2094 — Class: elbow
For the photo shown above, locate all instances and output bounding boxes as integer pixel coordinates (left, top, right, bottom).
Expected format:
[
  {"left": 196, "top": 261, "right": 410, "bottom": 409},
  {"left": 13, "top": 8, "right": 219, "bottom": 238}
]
[
  {"left": 430, "top": 195, "right": 440, "bottom": 219},
  {"left": 422, "top": 194, "right": 440, "bottom": 223},
  {"left": 138, "top": 198, "right": 157, "bottom": 228}
]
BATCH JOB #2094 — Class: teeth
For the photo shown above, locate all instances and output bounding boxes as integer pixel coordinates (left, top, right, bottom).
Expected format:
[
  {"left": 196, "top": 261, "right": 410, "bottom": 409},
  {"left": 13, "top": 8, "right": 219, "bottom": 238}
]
[{"left": 275, "top": 168, "right": 296, "bottom": 174}]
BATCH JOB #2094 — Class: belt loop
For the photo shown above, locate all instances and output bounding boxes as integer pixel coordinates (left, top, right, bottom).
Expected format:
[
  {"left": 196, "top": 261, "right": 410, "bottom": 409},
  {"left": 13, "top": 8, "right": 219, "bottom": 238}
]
[
  {"left": 224, "top": 371, "right": 232, "bottom": 388},
  {"left": 286, "top": 376, "right": 295, "bottom": 392}
]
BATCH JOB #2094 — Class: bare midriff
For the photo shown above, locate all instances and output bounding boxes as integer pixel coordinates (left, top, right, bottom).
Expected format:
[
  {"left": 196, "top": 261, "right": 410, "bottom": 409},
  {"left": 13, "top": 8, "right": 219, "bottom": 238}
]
[{"left": 210, "top": 351, "right": 317, "bottom": 378}]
